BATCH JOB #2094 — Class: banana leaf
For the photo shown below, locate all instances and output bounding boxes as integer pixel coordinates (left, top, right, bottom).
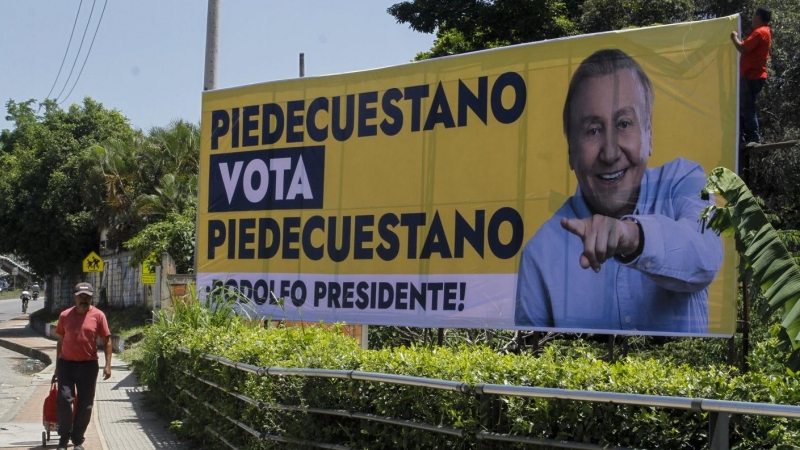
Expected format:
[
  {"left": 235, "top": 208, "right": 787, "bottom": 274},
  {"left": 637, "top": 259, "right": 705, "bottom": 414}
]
[{"left": 700, "top": 167, "right": 800, "bottom": 369}]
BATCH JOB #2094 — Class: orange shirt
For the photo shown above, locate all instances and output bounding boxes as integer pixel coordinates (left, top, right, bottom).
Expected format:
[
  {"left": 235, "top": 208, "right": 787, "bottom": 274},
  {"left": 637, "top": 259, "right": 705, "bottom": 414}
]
[
  {"left": 740, "top": 25, "right": 771, "bottom": 80},
  {"left": 56, "top": 306, "right": 111, "bottom": 361}
]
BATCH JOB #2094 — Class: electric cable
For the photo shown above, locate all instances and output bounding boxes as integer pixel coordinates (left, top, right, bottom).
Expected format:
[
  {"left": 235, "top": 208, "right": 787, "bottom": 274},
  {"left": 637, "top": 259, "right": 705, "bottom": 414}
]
[
  {"left": 53, "top": 0, "right": 98, "bottom": 103},
  {"left": 59, "top": 0, "right": 109, "bottom": 105},
  {"left": 40, "top": 0, "right": 84, "bottom": 108}
]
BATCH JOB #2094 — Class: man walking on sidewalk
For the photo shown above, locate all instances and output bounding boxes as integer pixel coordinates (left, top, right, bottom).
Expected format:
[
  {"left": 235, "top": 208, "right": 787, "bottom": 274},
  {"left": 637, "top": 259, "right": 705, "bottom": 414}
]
[
  {"left": 54, "top": 282, "right": 112, "bottom": 450},
  {"left": 730, "top": 6, "right": 772, "bottom": 146}
]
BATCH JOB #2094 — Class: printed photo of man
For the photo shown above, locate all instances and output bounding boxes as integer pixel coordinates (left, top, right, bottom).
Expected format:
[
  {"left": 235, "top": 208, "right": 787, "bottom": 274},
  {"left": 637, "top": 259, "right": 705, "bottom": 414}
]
[{"left": 515, "top": 48, "right": 723, "bottom": 333}]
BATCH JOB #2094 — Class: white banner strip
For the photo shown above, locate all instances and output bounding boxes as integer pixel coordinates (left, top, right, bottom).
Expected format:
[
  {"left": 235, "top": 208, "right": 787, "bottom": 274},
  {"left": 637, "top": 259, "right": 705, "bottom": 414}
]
[{"left": 197, "top": 273, "right": 517, "bottom": 329}]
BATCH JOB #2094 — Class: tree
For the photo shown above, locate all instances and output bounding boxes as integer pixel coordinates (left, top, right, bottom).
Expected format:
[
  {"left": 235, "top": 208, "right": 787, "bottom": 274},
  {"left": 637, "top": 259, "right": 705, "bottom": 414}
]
[
  {"left": 145, "top": 120, "right": 200, "bottom": 186},
  {"left": 124, "top": 207, "right": 196, "bottom": 274},
  {"left": 388, "top": 0, "right": 579, "bottom": 59},
  {"left": 0, "top": 99, "right": 199, "bottom": 278},
  {"left": 134, "top": 173, "right": 198, "bottom": 218},
  {"left": 83, "top": 119, "right": 199, "bottom": 272},
  {"left": 737, "top": 0, "right": 800, "bottom": 229},
  {"left": 84, "top": 120, "right": 199, "bottom": 258},
  {"left": 578, "top": 0, "right": 695, "bottom": 34},
  {"left": 0, "top": 98, "right": 134, "bottom": 276},
  {"left": 133, "top": 120, "right": 199, "bottom": 219},
  {"left": 388, "top": 0, "right": 698, "bottom": 59},
  {"left": 701, "top": 167, "right": 800, "bottom": 368},
  {"left": 83, "top": 132, "right": 152, "bottom": 251}
]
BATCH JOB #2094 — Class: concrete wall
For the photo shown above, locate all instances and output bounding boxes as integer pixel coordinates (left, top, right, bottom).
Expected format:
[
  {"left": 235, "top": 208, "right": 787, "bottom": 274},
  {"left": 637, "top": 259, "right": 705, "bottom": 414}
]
[{"left": 48, "top": 252, "right": 178, "bottom": 312}]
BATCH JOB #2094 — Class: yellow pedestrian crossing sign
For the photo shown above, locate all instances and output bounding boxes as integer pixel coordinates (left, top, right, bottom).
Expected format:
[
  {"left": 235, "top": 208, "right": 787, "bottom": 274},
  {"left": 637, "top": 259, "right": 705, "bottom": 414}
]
[
  {"left": 82, "top": 252, "right": 104, "bottom": 272},
  {"left": 141, "top": 256, "right": 156, "bottom": 285}
]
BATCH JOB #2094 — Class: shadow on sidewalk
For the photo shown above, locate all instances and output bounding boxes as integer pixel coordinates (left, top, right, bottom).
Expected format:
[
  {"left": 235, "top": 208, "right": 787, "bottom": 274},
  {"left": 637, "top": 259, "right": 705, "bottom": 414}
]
[
  {"left": 0, "top": 317, "right": 39, "bottom": 335},
  {"left": 5, "top": 443, "right": 44, "bottom": 449},
  {"left": 97, "top": 364, "right": 190, "bottom": 449}
]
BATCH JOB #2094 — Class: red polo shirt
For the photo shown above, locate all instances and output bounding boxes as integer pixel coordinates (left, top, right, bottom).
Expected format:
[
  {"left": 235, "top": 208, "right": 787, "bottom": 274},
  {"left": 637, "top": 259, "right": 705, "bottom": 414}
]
[
  {"left": 740, "top": 25, "right": 771, "bottom": 80},
  {"left": 56, "top": 306, "right": 111, "bottom": 361}
]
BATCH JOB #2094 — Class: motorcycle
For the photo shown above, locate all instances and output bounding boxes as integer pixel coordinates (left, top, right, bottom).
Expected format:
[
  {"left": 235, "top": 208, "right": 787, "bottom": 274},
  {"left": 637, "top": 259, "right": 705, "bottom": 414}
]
[
  {"left": 33, "top": 290, "right": 39, "bottom": 301},
  {"left": 21, "top": 290, "right": 31, "bottom": 314}
]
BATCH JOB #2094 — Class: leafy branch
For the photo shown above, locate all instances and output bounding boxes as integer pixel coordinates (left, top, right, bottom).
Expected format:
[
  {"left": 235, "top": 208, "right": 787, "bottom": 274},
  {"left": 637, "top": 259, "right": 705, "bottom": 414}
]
[{"left": 700, "top": 167, "right": 800, "bottom": 368}]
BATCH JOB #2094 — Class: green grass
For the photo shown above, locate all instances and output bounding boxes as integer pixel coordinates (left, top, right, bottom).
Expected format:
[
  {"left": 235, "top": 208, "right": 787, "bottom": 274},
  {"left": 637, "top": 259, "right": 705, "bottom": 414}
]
[
  {"left": 0, "top": 288, "right": 26, "bottom": 301},
  {"left": 104, "top": 306, "right": 153, "bottom": 340}
]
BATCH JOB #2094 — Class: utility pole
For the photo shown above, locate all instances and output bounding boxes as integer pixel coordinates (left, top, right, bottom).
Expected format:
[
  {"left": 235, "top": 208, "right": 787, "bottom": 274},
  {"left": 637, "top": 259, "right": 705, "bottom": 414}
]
[
  {"left": 196, "top": 0, "right": 219, "bottom": 276},
  {"left": 299, "top": 52, "right": 305, "bottom": 78},
  {"left": 204, "top": 0, "right": 219, "bottom": 91}
]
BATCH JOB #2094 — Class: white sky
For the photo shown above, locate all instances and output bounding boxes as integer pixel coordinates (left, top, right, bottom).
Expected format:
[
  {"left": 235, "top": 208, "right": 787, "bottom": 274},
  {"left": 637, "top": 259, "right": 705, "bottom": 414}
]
[{"left": 0, "top": 0, "right": 435, "bottom": 132}]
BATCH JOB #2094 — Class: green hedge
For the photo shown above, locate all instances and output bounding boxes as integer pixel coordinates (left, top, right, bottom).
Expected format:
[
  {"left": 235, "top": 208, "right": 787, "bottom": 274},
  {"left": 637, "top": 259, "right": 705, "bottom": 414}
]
[{"left": 128, "top": 301, "right": 800, "bottom": 449}]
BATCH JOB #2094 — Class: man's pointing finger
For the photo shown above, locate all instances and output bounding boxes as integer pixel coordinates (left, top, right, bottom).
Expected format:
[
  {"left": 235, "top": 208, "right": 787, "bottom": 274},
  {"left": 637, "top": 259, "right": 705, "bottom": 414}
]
[{"left": 561, "top": 217, "right": 586, "bottom": 237}]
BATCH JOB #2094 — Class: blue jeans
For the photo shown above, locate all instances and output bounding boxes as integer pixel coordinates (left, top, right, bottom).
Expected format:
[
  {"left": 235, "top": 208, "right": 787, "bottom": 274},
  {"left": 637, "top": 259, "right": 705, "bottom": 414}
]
[{"left": 740, "top": 77, "right": 766, "bottom": 144}]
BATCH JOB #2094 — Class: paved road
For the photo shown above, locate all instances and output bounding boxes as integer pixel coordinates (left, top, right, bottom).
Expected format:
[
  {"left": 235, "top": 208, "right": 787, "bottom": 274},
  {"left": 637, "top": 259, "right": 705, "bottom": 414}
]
[
  {"left": 0, "top": 305, "right": 53, "bottom": 449},
  {"left": 0, "top": 306, "right": 192, "bottom": 449},
  {"left": 0, "top": 345, "right": 44, "bottom": 423},
  {"left": 0, "top": 298, "right": 43, "bottom": 324},
  {"left": 0, "top": 345, "right": 49, "bottom": 449}
]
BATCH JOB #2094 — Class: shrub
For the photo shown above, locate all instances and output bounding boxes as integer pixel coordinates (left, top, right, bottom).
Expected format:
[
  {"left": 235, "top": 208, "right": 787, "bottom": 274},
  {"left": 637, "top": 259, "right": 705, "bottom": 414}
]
[{"left": 127, "top": 298, "right": 800, "bottom": 449}]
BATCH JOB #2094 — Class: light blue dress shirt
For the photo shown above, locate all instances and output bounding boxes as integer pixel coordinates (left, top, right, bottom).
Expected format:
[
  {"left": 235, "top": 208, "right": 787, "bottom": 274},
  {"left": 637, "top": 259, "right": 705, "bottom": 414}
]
[{"left": 515, "top": 158, "right": 723, "bottom": 333}]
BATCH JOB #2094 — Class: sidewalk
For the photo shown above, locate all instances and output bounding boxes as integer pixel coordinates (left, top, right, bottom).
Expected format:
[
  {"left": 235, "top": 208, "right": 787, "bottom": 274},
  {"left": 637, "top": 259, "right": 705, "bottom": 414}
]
[{"left": 0, "top": 316, "right": 189, "bottom": 449}]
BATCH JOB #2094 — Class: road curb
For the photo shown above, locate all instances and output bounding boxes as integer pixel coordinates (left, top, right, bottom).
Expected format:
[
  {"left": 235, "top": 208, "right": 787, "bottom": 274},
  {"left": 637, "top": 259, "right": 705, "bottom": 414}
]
[
  {"left": 0, "top": 336, "right": 53, "bottom": 367},
  {"left": 93, "top": 403, "right": 111, "bottom": 450}
]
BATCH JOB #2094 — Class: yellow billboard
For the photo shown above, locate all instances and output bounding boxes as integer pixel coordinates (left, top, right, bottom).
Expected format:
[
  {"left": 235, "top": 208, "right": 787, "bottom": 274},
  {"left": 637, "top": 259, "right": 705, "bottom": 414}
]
[{"left": 199, "top": 16, "right": 739, "bottom": 336}]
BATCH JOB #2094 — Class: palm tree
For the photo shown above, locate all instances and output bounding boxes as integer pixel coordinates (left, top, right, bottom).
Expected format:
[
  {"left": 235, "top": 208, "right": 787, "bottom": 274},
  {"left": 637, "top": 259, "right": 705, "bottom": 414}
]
[
  {"left": 86, "top": 133, "right": 151, "bottom": 250},
  {"left": 134, "top": 172, "right": 197, "bottom": 217},
  {"left": 145, "top": 120, "right": 200, "bottom": 185},
  {"left": 85, "top": 120, "right": 200, "bottom": 250}
]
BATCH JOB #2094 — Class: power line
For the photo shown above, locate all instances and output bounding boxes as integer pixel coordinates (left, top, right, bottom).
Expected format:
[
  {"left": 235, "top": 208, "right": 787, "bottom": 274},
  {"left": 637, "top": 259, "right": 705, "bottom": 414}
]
[
  {"left": 44, "top": 0, "right": 85, "bottom": 100},
  {"left": 59, "top": 0, "right": 109, "bottom": 105},
  {"left": 40, "top": 0, "right": 85, "bottom": 108},
  {"left": 53, "top": 0, "right": 97, "bottom": 103}
]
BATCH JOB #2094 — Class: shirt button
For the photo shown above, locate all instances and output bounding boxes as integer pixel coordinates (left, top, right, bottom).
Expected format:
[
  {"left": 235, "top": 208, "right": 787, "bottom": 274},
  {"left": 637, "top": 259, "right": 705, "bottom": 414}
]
[
  {"left": 625, "top": 316, "right": 631, "bottom": 323},
  {"left": 644, "top": 260, "right": 652, "bottom": 269}
]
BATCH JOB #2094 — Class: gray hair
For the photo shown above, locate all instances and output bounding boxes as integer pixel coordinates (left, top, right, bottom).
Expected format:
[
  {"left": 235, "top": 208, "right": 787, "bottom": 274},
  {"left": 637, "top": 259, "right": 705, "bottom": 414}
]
[{"left": 562, "top": 48, "right": 654, "bottom": 139}]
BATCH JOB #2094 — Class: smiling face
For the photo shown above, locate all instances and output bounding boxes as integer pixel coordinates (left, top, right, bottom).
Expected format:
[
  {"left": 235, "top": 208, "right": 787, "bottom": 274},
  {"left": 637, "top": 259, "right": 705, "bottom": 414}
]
[{"left": 567, "top": 68, "right": 652, "bottom": 218}]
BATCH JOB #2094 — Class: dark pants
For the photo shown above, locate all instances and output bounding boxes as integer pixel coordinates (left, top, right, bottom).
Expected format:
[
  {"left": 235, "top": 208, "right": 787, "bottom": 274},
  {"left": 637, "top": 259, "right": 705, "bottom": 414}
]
[
  {"left": 740, "top": 77, "right": 766, "bottom": 144},
  {"left": 56, "top": 359, "right": 99, "bottom": 445}
]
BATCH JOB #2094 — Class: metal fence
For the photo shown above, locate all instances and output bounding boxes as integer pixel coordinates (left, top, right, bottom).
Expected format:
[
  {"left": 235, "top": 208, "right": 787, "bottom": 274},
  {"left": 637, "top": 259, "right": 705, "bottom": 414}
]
[{"left": 168, "top": 347, "right": 800, "bottom": 450}]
